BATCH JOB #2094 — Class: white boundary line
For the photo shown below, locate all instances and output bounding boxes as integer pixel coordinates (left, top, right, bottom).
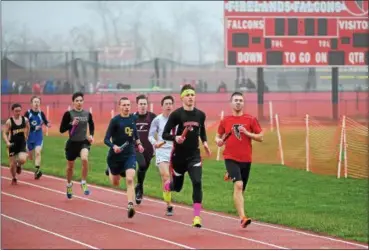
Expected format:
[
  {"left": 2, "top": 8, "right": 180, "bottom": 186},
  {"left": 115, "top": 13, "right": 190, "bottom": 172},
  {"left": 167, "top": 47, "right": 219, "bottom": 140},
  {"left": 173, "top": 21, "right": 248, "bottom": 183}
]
[
  {"left": 2, "top": 214, "right": 99, "bottom": 250},
  {"left": 1, "top": 177, "right": 287, "bottom": 250},
  {"left": 2, "top": 167, "right": 368, "bottom": 249},
  {"left": 2, "top": 192, "right": 195, "bottom": 250}
]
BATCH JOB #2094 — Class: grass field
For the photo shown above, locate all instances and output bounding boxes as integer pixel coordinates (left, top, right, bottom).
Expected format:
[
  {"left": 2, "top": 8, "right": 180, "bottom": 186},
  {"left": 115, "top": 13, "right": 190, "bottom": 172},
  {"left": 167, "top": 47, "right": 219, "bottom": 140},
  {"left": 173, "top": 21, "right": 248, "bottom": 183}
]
[{"left": 1, "top": 136, "right": 368, "bottom": 243}]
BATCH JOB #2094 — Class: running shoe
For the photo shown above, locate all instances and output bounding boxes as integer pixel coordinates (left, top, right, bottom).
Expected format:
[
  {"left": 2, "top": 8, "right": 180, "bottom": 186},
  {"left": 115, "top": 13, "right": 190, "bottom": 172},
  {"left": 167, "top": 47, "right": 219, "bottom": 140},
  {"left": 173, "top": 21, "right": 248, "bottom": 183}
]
[
  {"left": 34, "top": 169, "right": 42, "bottom": 180},
  {"left": 192, "top": 216, "right": 202, "bottom": 228},
  {"left": 127, "top": 202, "right": 136, "bottom": 218},
  {"left": 166, "top": 206, "right": 174, "bottom": 216},
  {"left": 81, "top": 183, "right": 90, "bottom": 195},
  {"left": 240, "top": 216, "right": 252, "bottom": 228},
  {"left": 66, "top": 184, "right": 73, "bottom": 199}
]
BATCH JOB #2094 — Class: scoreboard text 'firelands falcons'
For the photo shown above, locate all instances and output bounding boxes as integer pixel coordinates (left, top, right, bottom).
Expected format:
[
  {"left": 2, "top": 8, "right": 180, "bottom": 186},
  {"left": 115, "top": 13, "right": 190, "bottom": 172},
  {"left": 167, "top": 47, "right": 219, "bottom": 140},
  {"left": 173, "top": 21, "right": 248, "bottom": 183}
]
[{"left": 224, "top": 1, "right": 368, "bottom": 67}]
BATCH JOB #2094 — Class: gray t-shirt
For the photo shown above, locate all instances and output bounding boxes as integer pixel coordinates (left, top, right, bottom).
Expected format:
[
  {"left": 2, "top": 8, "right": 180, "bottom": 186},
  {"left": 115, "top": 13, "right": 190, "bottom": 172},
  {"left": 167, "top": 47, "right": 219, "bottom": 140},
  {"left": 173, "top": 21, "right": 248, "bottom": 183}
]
[{"left": 59, "top": 109, "right": 95, "bottom": 142}]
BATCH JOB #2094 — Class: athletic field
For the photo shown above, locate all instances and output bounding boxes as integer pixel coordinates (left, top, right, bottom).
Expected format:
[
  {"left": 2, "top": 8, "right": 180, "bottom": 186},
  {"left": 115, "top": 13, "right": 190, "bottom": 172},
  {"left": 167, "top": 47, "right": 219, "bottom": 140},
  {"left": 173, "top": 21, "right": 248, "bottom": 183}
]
[{"left": 1, "top": 135, "right": 367, "bottom": 246}]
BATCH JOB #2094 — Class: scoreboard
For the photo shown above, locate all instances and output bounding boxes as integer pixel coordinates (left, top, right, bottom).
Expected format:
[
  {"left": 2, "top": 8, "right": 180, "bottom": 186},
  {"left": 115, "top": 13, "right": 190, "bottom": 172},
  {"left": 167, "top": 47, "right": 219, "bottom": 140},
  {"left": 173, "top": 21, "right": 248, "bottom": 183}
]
[{"left": 224, "top": 1, "right": 369, "bottom": 67}]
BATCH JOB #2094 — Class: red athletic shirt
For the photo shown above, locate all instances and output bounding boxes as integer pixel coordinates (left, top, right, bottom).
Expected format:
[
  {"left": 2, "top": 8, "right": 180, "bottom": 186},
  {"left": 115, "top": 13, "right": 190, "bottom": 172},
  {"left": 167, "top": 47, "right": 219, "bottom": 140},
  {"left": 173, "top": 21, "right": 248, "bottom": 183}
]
[{"left": 217, "top": 114, "right": 262, "bottom": 163}]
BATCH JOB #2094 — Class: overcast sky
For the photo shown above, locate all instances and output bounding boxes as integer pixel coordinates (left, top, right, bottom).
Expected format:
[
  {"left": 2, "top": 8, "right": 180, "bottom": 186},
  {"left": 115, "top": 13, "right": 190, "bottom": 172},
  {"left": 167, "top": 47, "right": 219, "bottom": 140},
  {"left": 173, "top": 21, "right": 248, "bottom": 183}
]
[{"left": 2, "top": 1, "right": 224, "bottom": 62}]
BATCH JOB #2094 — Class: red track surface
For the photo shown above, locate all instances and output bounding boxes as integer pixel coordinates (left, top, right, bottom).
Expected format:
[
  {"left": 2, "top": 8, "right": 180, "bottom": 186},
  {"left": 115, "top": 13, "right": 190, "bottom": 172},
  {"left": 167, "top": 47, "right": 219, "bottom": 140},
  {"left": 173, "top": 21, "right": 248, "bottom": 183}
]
[{"left": 1, "top": 167, "right": 367, "bottom": 250}]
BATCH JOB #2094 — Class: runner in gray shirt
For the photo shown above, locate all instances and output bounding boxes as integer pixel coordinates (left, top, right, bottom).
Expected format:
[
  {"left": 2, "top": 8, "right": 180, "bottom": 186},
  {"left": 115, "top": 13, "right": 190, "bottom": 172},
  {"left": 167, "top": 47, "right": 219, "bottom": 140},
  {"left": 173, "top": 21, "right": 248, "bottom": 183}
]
[{"left": 59, "top": 92, "right": 95, "bottom": 199}]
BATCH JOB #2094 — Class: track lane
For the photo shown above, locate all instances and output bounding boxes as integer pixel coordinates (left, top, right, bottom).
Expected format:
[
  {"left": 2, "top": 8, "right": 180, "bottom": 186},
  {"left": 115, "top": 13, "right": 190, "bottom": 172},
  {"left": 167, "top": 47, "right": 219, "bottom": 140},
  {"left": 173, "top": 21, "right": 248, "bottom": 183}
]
[{"left": 2, "top": 167, "right": 367, "bottom": 250}]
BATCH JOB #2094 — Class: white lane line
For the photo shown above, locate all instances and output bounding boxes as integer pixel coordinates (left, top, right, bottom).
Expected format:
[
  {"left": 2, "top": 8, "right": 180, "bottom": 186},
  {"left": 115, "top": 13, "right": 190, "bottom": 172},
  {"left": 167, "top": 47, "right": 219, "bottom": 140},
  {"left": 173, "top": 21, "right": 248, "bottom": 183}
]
[
  {"left": 2, "top": 214, "right": 99, "bottom": 250},
  {"left": 2, "top": 166, "right": 367, "bottom": 249},
  {"left": 1, "top": 177, "right": 288, "bottom": 249},
  {"left": 2, "top": 192, "right": 195, "bottom": 250}
]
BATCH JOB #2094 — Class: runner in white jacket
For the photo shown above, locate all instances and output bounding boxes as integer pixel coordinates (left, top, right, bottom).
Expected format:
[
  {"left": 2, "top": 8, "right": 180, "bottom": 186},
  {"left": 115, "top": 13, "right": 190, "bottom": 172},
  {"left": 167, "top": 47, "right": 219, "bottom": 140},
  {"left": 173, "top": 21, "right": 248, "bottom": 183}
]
[{"left": 148, "top": 95, "right": 175, "bottom": 216}]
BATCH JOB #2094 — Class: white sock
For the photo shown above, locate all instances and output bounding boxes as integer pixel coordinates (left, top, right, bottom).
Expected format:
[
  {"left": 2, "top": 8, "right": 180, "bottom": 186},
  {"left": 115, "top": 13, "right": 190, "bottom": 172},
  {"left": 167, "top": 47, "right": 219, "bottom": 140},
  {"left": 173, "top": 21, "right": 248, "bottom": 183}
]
[
  {"left": 67, "top": 182, "right": 73, "bottom": 188},
  {"left": 81, "top": 180, "right": 86, "bottom": 185}
]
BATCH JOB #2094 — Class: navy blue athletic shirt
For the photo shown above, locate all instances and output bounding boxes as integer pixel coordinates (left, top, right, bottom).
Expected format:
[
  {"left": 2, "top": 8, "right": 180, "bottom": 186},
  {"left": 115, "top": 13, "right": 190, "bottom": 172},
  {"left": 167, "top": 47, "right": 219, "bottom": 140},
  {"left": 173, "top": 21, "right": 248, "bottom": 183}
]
[{"left": 104, "top": 114, "right": 139, "bottom": 157}]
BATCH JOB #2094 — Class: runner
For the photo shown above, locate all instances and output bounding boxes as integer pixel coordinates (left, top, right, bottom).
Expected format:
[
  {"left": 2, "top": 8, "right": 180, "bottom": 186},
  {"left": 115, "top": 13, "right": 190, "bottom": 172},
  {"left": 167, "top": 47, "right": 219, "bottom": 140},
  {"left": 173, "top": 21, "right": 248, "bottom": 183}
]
[
  {"left": 148, "top": 95, "right": 175, "bottom": 216},
  {"left": 215, "top": 91, "right": 263, "bottom": 228},
  {"left": 2, "top": 103, "right": 30, "bottom": 185},
  {"left": 24, "top": 96, "right": 51, "bottom": 179},
  {"left": 59, "top": 92, "right": 95, "bottom": 199},
  {"left": 162, "top": 84, "right": 211, "bottom": 227},
  {"left": 104, "top": 97, "right": 145, "bottom": 218}
]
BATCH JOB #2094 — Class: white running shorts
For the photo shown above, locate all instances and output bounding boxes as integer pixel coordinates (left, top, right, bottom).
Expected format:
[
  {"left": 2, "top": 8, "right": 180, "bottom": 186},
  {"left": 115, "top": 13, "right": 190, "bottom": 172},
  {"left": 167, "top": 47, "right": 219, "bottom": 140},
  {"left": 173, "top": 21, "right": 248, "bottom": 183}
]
[{"left": 155, "top": 148, "right": 171, "bottom": 167}]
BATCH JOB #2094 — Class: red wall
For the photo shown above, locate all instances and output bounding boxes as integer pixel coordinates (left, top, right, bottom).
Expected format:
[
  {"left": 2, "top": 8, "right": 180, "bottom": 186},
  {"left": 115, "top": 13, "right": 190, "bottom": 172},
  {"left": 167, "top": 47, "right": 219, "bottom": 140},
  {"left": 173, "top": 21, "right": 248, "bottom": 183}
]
[{"left": 1, "top": 92, "right": 367, "bottom": 123}]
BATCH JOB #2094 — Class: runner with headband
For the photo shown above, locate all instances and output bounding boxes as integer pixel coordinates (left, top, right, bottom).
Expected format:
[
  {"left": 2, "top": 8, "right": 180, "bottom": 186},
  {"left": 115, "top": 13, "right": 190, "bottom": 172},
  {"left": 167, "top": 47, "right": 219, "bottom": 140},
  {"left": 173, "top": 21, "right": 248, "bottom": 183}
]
[{"left": 162, "top": 84, "right": 211, "bottom": 228}]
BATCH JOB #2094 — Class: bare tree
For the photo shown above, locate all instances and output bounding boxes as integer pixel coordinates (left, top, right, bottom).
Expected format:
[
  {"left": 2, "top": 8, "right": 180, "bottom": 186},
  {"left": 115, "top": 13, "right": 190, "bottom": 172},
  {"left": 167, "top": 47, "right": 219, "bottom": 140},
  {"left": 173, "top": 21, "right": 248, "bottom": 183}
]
[
  {"left": 85, "top": 1, "right": 152, "bottom": 61},
  {"left": 169, "top": 2, "right": 188, "bottom": 63},
  {"left": 2, "top": 21, "right": 21, "bottom": 54},
  {"left": 207, "top": 28, "right": 224, "bottom": 62},
  {"left": 70, "top": 24, "right": 97, "bottom": 50},
  {"left": 185, "top": 6, "right": 208, "bottom": 64},
  {"left": 148, "top": 19, "right": 175, "bottom": 59},
  {"left": 124, "top": 2, "right": 153, "bottom": 61},
  {"left": 85, "top": 1, "right": 112, "bottom": 46}
]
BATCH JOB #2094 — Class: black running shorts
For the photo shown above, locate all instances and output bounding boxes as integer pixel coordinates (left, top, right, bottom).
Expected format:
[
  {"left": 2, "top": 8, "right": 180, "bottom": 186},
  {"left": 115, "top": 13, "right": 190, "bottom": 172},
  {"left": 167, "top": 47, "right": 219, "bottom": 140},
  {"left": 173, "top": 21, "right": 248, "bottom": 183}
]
[
  {"left": 65, "top": 139, "right": 90, "bottom": 161},
  {"left": 225, "top": 159, "right": 251, "bottom": 190}
]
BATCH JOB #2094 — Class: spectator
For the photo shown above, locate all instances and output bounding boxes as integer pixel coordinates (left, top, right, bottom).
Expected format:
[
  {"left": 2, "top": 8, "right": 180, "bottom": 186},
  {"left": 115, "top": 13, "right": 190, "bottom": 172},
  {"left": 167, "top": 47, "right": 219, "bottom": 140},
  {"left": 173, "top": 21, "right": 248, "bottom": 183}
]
[
  {"left": 217, "top": 81, "right": 227, "bottom": 93},
  {"left": 32, "top": 82, "right": 41, "bottom": 94},
  {"left": 1, "top": 79, "right": 10, "bottom": 94},
  {"left": 43, "top": 80, "right": 55, "bottom": 94},
  {"left": 23, "top": 81, "right": 32, "bottom": 94},
  {"left": 12, "top": 81, "right": 17, "bottom": 94}
]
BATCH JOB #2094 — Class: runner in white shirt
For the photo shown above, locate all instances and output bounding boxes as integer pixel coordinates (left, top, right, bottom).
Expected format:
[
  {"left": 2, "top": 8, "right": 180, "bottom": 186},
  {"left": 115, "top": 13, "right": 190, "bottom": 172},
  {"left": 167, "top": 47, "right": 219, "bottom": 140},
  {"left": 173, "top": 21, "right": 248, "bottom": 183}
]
[{"left": 148, "top": 95, "right": 175, "bottom": 216}]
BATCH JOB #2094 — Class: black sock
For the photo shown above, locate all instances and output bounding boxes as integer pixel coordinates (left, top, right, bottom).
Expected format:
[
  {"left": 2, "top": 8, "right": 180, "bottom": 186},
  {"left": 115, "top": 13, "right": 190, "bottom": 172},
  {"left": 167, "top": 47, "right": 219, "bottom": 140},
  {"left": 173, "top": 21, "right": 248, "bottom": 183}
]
[
  {"left": 137, "top": 168, "right": 147, "bottom": 186},
  {"left": 35, "top": 166, "right": 40, "bottom": 170}
]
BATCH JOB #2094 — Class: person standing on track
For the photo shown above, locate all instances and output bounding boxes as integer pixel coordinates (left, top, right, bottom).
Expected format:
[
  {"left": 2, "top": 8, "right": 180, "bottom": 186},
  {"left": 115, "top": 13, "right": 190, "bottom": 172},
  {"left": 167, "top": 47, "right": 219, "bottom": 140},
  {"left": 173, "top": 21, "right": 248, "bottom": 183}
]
[
  {"left": 215, "top": 91, "right": 263, "bottom": 228},
  {"left": 59, "top": 92, "right": 95, "bottom": 199},
  {"left": 24, "top": 96, "right": 51, "bottom": 180},
  {"left": 104, "top": 97, "right": 144, "bottom": 218},
  {"left": 148, "top": 95, "right": 175, "bottom": 216},
  {"left": 2, "top": 103, "right": 30, "bottom": 185},
  {"left": 162, "top": 84, "right": 211, "bottom": 228},
  {"left": 133, "top": 94, "right": 156, "bottom": 205}
]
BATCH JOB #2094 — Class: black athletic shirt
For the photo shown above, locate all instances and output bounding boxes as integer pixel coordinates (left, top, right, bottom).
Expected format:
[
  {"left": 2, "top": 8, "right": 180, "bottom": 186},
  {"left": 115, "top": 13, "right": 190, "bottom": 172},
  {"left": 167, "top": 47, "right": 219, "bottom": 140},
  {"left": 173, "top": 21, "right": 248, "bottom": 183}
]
[
  {"left": 133, "top": 112, "right": 156, "bottom": 156},
  {"left": 162, "top": 107, "right": 207, "bottom": 154},
  {"left": 9, "top": 116, "right": 27, "bottom": 144}
]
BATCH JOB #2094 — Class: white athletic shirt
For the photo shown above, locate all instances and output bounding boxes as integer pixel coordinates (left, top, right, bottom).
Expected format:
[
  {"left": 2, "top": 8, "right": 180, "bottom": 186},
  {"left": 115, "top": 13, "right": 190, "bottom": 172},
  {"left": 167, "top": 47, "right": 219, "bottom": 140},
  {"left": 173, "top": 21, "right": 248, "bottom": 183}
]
[{"left": 148, "top": 113, "right": 174, "bottom": 150}]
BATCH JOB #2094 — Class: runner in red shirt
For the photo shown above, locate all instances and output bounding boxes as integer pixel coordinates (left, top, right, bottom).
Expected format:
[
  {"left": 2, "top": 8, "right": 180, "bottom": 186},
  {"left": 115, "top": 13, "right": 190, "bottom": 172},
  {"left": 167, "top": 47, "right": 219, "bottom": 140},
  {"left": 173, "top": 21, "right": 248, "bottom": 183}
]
[{"left": 215, "top": 91, "right": 264, "bottom": 228}]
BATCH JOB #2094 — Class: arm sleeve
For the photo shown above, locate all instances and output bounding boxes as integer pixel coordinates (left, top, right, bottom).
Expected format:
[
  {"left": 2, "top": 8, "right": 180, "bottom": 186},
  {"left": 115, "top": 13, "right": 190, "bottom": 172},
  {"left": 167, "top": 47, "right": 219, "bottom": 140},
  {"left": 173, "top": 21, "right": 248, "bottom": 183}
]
[
  {"left": 199, "top": 112, "right": 208, "bottom": 143},
  {"left": 132, "top": 119, "right": 139, "bottom": 141},
  {"left": 251, "top": 117, "right": 262, "bottom": 134},
  {"left": 88, "top": 112, "right": 95, "bottom": 136},
  {"left": 217, "top": 119, "right": 225, "bottom": 135},
  {"left": 148, "top": 117, "right": 158, "bottom": 146},
  {"left": 40, "top": 111, "right": 49, "bottom": 126},
  {"left": 162, "top": 111, "right": 179, "bottom": 141},
  {"left": 104, "top": 119, "right": 115, "bottom": 148},
  {"left": 59, "top": 111, "right": 72, "bottom": 133},
  {"left": 24, "top": 111, "right": 35, "bottom": 131}
]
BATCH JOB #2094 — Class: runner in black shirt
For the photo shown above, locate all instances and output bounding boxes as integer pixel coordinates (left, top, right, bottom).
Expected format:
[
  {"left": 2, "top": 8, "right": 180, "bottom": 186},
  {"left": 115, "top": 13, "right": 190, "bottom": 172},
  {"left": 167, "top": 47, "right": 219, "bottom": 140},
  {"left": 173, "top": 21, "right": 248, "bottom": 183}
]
[
  {"left": 133, "top": 95, "right": 156, "bottom": 205},
  {"left": 162, "top": 84, "right": 211, "bottom": 228},
  {"left": 2, "top": 103, "right": 30, "bottom": 185}
]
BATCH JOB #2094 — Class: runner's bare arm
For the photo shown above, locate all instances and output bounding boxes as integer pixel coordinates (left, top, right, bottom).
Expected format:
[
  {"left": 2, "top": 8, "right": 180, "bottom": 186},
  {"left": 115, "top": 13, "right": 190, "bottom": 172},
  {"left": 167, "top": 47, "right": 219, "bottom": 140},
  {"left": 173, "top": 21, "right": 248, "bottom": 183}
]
[
  {"left": 2, "top": 119, "right": 11, "bottom": 146},
  {"left": 24, "top": 118, "right": 30, "bottom": 141},
  {"left": 215, "top": 119, "right": 225, "bottom": 143}
]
